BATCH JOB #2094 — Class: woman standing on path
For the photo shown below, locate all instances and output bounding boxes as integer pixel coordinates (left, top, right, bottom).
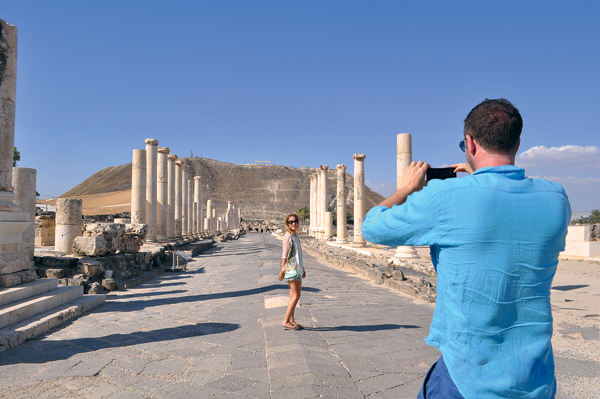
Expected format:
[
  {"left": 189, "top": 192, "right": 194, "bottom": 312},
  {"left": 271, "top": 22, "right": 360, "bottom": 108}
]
[{"left": 278, "top": 213, "right": 306, "bottom": 330}]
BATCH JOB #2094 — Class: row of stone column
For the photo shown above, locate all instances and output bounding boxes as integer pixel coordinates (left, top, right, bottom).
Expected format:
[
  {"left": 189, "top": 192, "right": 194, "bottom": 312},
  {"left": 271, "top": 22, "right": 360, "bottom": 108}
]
[
  {"left": 308, "top": 154, "right": 366, "bottom": 246},
  {"left": 131, "top": 139, "right": 242, "bottom": 242},
  {"left": 308, "top": 136, "right": 418, "bottom": 258},
  {"left": 131, "top": 139, "right": 205, "bottom": 242}
]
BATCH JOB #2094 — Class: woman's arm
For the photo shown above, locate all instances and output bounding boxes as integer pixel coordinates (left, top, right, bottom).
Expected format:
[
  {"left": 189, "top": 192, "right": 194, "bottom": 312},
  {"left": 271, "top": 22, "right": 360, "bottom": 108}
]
[{"left": 279, "top": 233, "right": 291, "bottom": 281}]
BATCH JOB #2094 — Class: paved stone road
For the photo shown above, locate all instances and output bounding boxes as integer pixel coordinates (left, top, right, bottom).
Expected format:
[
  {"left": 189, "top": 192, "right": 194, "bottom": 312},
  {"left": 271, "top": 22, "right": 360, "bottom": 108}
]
[{"left": 0, "top": 234, "right": 597, "bottom": 398}]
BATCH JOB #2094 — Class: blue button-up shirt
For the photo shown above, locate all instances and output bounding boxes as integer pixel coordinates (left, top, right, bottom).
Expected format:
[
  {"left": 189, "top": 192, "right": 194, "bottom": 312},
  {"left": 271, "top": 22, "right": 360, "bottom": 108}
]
[{"left": 362, "top": 166, "right": 571, "bottom": 399}]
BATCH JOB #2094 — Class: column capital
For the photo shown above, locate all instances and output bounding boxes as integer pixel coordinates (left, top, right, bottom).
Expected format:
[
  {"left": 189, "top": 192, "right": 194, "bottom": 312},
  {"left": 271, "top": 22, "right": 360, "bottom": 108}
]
[
  {"left": 175, "top": 160, "right": 184, "bottom": 167},
  {"left": 194, "top": 176, "right": 202, "bottom": 181},
  {"left": 168, "top": 154, "right": 178, "bottom": 161},
  {"left": 336, "top": 164, "right": 347, "bottom": 172},
  {"left": 319, "top": 165, "right": 329, "bottom": 171},
  {"left": 158, "top": 147, "right": 170, "bottom": 154},
  {"left": 310, "top": 173, "right": 317, "bottom": 181},
  {"left": 145, "top": 138, "right": 159, "bottom": 146},
  {"left": 353, "top": 153, "right": 366, "bottom": 161}
]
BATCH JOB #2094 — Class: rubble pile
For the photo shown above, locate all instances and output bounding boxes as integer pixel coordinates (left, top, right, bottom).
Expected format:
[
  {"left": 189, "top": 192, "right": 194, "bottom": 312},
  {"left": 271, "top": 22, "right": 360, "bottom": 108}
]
[{"left": 72, "top": 223, "right": 148, "bottom": 256}]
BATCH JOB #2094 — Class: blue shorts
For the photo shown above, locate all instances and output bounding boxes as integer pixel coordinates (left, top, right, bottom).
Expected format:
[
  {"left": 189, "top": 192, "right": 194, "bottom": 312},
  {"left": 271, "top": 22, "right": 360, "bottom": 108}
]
[
  {"left": 283, "top": 269, "right": 302, "bottom": 282},
  {"left": 417, "top": 356, "right": 464, "bottom": 399}
]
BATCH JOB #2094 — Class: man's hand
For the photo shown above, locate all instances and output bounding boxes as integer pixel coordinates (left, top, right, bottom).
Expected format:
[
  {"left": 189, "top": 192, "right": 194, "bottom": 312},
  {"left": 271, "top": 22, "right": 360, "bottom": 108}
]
[
  {"left": 402, "top": 161, "right": 429, "bottom": 192},
  {"left": 378, "top": 161, "right": 429, "bottom": 208},
  {"left": 451, "top": 163, "right": 473, "bottom": 175}
]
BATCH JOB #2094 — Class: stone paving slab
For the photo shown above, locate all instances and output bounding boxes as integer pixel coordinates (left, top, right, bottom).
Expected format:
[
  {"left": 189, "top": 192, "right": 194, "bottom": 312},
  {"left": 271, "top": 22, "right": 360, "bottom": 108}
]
[{"left": 0, "top": 234, "right": 597, "bottom": 398}]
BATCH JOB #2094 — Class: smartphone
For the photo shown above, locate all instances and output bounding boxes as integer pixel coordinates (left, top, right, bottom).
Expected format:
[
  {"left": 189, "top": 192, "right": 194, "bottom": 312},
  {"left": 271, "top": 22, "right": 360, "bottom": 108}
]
[{"left": 426, "top": 167, "right": 457, "bottom": 180}]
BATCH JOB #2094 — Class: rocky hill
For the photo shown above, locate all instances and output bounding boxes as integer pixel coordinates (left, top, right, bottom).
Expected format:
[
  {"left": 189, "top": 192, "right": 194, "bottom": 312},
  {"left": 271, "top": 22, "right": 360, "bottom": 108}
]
[{"left": 60, "top": 158, "right": 386, "bottom": 221}]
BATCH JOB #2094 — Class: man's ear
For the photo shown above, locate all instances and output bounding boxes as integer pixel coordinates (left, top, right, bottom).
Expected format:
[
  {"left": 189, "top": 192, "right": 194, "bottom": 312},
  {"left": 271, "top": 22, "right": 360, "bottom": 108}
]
[{"left": 466, "top": 135, "right": 477, "bottom": 156}]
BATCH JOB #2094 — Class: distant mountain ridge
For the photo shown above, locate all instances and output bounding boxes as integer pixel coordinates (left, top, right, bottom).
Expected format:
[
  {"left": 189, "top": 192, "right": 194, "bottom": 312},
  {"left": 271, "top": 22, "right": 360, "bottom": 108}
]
[{"left": 60, "top": 158, "right": 386, "bottom": 221}]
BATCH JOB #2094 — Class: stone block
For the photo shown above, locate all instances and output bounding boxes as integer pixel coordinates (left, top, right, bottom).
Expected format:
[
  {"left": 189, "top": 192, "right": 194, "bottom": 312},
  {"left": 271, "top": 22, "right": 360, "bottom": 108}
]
[
  {"left": 45, "top": 269, "right": 66, "bottom": 279},
  {"left": 0, "top": 251, "right": 33, "bottom": 274},
  {"left": 73, "top": 236, "right": 110, "bottom": 256},
  {"left": 0, "top": 269, "right": 37, "bottom": 288},
  {"left": 77, "top": 258, "right": 104, "bottom": 278},
  {"left": 42, "top": 256, "right": 79, "bottom": 268},
  {"left": 566, "top": 225, "right": 591, "bottom": 242},
  {"left": 102, "top": 278, "right": 117, "bottom": 291},
  {"left": 88, "top": 282, "right": 104, "bottom": 294}
]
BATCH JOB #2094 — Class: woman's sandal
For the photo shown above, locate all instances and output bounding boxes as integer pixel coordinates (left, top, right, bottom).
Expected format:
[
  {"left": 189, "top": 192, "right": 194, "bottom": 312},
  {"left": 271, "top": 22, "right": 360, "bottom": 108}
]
[
  {"left": 292, "top": 323, "right": 304, "bottom": 329},
  {"left": 283, "top": 325, "right": 299, "bottom": 330}
]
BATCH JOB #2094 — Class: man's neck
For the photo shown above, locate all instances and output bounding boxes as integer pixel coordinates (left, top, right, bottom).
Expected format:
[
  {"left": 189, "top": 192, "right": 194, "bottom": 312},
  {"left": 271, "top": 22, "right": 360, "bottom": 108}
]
[{"left": 472, "top": 154, "right": 515, "bottom": 171}]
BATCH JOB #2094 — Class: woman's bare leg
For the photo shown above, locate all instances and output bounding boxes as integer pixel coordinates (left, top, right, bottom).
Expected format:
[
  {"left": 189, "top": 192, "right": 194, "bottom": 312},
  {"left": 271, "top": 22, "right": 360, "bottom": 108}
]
[{"left": 283, "top": 280, "right": 302, "bottom": 328}]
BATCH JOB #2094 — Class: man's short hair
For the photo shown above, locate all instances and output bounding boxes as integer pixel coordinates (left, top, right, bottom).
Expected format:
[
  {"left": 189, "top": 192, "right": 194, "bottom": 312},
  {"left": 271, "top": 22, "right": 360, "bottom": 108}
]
[{"left": 464, "top": 98, "right": 523, "bottom": 154}]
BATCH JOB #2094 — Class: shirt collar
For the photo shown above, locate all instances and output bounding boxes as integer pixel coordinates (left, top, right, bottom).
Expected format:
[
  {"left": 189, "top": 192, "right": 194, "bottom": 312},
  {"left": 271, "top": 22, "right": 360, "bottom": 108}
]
[{"left": 472, "top": 165, "right": 525, "bottom": 180}]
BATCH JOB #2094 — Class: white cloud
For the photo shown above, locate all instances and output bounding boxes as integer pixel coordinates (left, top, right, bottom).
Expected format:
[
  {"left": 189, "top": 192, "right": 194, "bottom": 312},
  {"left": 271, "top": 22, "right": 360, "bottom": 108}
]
[{"left": 516, "top": 145, "right": 600, "bottom": 170}]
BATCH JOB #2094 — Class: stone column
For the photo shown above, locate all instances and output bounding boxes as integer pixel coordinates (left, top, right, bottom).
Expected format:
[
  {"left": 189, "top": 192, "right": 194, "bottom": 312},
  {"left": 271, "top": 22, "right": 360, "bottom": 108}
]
[
  {"left": 12, "top": 167, "right": 36, "bottom": 259},
  {"left": 309, "top": 173, "right": 317, "bottom": 237},
  {"left": 175, "top": 160, "right": 183, "bottom": 238},
  {"left": 0, "top": 21, "right": 36, "bottom": 288},
  {"left": 318, "top": 165, "right": 329, "bottom": 238},
  {"left": 212, "top": 209, "right": 217, "bottom": 231},
  {"left": 194, "top": 176, "right": 202, "bottom": 235},
  {"left": 145, "top": 138, "right": 158, "bottom": 242},
  {"left": 353, "top": 154, "right": 366, "bottom": 247},
  {"left": 131, "top": 149, "right": 146, "bottom": 224},
  {"left": 167, "top": 154, "right": 177, "bottom": 241},
  {"left": 394, "top": 133, "right": 419, "bottom": 259},
  {"left": 181, "top": 165, "right": 189, "bottom": 238},
  {"left": 206, "top": 199, "right": 213, "bottom": 233},
  {"left": 156, "top": 147, "right": 169, "bottom": 243},
  {"left": 187, "top": 177, "right": 194, "bottom": 238},
  {"left": 0, "top": 19, "right": 18, "bottom": 211},
  {"left": 55, "top": 198, "right": 82, "bottom": 253},
  {"left": 336, "top": 164, "right": 347, "bottom": 243}
]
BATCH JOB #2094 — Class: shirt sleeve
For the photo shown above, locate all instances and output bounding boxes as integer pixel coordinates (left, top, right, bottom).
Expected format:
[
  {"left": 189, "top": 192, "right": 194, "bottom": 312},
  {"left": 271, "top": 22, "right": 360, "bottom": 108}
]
[
  {"left": 282, "top": 233, "right": 291, "bottom": 259},
  {"left": 362, "top": 185, "right": 441, "bottom": 247}
]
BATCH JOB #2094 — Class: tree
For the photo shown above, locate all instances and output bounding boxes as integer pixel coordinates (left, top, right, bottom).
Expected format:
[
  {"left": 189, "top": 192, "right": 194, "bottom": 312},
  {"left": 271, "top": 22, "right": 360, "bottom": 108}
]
[
  {"left": 13, "top": 147, "right": 20, "bottom": 167},
  {"left": 571, "top": 209, "right": 600, "bottom": 225},
  {"left": 298, "top": 206, "right": 309, "bottom": 223}
]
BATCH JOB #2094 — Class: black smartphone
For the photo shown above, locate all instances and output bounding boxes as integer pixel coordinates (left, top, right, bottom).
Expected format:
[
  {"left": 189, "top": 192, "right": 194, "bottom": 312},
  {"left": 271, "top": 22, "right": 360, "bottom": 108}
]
[{"left": 426, "top": 167, "right": 457, "bottom": 180}]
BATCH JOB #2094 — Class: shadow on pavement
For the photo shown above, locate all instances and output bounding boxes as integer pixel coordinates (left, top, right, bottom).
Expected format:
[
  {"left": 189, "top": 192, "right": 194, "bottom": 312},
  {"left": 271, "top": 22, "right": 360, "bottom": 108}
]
[
  {"left": 551, "top": 284, "right": 589, "bottom": 291},
  {"left": 0, "top": 322, "right": 240, "bottom": 366},
  {"left": 97, "top": 284, "right": 320, "bottom": 313},
  {"left": 302, "top": 324, "right": 420, "bottom": 332}
]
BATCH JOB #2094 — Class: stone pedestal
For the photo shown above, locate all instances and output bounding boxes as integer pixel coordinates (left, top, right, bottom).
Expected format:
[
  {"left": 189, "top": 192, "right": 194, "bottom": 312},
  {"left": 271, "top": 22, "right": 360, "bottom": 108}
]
[
  {"left": 175, "top": 160, "right": 183, "bottom": 238},
  {"left": 167, "top": 154, "right": 177, "bottom": 240},
  {"left": 131, "top": 149, "right": 146, "bottom": 224},
  {"left": 145, "top": 138, "right": 158, "bottom": 242},
  {"left": 353, "top": 154, "right": 366, "bottom": 247},
  {"left": 336, "top": 164, "right": 347, "bottom": 243},
  {"left": 156, "top": 147, "right": 169, "bottom": 243},
  {"left": 394, "top": 133, "right": 419, "bottom": 259},
  {"left": 55, "top": 198, "right": 82, "bottom": 253}
]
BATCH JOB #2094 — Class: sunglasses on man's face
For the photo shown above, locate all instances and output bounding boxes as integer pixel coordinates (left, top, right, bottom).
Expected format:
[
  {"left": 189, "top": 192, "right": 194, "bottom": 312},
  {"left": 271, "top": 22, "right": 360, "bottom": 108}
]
[
  {"left": 287, "top": 220, "right": 298, "bottom": 224},
  {"left": 459, "top": 139, "right": 466, "bottom": 152}
]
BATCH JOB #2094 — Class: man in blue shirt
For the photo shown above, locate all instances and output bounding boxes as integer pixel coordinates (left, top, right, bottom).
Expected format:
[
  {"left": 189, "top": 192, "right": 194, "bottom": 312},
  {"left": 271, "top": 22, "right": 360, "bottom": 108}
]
[{"left": 362, "top": 99, "right": 571, "bottom": 399}]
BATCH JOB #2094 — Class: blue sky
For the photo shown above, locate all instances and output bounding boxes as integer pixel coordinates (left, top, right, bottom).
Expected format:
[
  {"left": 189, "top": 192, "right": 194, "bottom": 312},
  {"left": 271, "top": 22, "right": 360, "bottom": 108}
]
[{"left": 3, "top": 1, "right": 599, "bottom": 212}]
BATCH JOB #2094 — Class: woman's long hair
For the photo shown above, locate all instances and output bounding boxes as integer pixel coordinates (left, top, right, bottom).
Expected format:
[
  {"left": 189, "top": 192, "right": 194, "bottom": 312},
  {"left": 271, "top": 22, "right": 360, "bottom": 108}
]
[{"left": 284, "top": 213, "right": 300, "bottom": 236}]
